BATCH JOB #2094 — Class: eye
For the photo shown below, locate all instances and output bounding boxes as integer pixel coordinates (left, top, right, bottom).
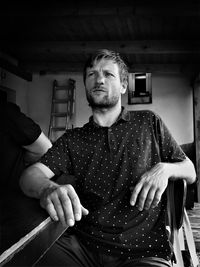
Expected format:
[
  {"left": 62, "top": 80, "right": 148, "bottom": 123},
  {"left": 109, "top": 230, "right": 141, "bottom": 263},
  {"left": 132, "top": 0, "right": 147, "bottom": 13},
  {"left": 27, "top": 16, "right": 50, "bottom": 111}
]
[
  {"left": 87, "top": 72, "right": 95, "bottom": 77},
  {"left": 105, "top": 72, "right": 114, "bottom": 77}
]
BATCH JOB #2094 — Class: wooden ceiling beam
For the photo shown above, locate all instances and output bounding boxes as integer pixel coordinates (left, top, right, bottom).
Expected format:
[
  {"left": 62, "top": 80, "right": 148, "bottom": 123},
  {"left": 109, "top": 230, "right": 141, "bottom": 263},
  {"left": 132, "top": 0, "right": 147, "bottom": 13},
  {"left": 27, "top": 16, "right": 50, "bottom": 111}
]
[
  {"left": 1, "top": 2, "right": 198, "bottom": 17},
  {"left": 20, "top": 61, "right": 200, "bottom": 75},
  {"left": 4, "top": 40, "right": 200, "bottom": 57}
]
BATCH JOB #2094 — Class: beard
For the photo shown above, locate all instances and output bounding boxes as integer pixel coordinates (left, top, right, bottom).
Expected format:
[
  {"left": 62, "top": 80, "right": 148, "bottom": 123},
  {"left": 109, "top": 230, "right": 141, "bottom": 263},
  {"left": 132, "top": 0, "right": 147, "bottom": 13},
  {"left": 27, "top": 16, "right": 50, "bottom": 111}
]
[{"left": 86, "top": 92, "right": 119, "bottom": 109}]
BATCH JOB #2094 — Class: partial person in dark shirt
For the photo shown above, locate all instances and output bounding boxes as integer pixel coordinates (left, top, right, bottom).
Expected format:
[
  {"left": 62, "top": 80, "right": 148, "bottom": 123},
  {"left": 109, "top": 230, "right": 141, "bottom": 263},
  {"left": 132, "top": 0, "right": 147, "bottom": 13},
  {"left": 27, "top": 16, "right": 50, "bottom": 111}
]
[
  {"left": 0, "top": 102, "right": 52, "bottom": 253},
  {"left": 0, "top": 102, "right": 52, "bottom": 191},
  {"left": 20, "top": 49, "right": 196, "bottom": 267}
]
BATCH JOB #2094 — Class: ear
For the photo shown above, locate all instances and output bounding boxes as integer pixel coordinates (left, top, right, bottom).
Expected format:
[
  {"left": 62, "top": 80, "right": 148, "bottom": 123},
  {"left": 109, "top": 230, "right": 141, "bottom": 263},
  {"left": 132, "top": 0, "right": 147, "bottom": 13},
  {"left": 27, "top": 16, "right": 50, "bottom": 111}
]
[{"left": 121, "top": 81, "right": 128, "bottom": 95}]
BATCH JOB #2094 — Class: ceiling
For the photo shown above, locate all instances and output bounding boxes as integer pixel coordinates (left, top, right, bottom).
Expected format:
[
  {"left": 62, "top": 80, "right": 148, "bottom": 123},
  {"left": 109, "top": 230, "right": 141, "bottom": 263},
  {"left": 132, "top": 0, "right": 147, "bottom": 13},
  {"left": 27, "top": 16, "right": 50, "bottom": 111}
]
[{"left": 0, "top": 0, "right": 200, "bottom": 81}]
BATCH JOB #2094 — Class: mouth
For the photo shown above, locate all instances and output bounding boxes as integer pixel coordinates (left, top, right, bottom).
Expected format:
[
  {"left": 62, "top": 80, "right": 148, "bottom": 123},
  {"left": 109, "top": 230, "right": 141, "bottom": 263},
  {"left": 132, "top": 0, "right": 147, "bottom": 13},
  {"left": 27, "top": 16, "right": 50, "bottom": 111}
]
[{"left": 92, "top": 87, "right": 106, "bottom": 93}]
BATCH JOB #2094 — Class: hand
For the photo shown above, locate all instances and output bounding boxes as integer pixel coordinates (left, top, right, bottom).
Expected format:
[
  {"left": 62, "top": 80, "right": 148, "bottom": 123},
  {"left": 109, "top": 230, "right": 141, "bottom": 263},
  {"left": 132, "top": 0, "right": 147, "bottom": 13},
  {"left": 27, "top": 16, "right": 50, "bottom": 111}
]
[
  {"left": 40, "top": 184, "right": 89, "bottom": 227},
  {"left": 130, "top": 163, "right": 169, "bottom": 211}
]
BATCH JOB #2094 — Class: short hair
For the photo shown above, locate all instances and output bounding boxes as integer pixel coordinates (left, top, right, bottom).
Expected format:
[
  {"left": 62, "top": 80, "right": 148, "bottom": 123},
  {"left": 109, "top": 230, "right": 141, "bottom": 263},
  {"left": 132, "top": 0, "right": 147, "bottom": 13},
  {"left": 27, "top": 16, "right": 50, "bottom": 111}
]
[{"left": 83, "top": 49, "right": 129, "bottom": 85}]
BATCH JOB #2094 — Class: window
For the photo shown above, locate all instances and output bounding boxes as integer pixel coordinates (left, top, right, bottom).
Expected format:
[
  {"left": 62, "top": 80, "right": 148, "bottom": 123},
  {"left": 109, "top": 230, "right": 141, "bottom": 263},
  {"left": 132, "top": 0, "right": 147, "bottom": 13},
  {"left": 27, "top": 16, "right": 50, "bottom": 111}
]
[{"left": 128, "top": 73, "right": 152, "bottom": 104}]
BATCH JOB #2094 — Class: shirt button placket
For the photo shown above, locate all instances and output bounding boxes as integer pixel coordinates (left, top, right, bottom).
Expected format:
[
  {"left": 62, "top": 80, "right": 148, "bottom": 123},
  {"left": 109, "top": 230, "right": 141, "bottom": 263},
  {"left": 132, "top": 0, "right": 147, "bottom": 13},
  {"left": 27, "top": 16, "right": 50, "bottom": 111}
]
[{"left": 108, "top": 128, "right": 116, "bottom": 154}]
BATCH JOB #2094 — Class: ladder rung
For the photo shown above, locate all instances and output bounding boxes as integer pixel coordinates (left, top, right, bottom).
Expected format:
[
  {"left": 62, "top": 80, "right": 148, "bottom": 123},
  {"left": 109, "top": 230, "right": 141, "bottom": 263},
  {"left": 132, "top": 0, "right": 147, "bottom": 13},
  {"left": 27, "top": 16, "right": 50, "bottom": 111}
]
[
  {"left": 51, "top": 127, "right": 66, "bottom": 131},
  {"left": 53, "top": 99, "right": 69, "bottom": 103},
  {"left": 54, "top": 86, "right": 69, "bottom": 90},
  {"left": 51, "top": 112, "right": 69, "bottom": 117},
  {"left": 49, "top": 79, "right": 75, "bottom": 140}
]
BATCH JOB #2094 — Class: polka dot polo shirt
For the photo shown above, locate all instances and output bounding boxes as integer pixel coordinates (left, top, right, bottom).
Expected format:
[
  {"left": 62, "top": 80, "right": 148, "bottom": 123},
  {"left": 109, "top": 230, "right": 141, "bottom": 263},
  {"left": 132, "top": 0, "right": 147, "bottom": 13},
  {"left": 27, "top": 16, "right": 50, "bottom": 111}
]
[{"left": 40, "top": 108, "right": 186, "bottom": 260}]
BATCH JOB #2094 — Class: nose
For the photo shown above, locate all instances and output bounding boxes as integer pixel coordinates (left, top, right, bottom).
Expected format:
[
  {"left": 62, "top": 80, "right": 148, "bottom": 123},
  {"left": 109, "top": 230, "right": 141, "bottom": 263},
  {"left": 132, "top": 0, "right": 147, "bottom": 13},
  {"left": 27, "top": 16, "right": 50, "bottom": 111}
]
[{"left": 96, "top": 72, "right": 105, "bottom": 84}]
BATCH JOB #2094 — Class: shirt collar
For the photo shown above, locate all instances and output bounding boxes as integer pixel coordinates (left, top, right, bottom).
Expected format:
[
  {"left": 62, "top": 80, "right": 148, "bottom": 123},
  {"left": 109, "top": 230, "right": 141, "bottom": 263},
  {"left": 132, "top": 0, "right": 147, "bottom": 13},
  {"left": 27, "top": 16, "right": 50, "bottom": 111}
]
[
  {"left": 120, "top": 107, "right": 130, "bottom": 122},
  {"left": 88, "top": 106, "right": 130, "bottom": 128}
]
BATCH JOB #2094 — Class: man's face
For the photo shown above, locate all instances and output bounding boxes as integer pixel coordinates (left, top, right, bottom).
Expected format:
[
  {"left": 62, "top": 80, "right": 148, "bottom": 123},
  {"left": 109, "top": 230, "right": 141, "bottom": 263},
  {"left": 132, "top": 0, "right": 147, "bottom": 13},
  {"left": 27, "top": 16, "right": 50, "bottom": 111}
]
[{"left": 85, "top": 59, "right": 126, "bottom": 109}]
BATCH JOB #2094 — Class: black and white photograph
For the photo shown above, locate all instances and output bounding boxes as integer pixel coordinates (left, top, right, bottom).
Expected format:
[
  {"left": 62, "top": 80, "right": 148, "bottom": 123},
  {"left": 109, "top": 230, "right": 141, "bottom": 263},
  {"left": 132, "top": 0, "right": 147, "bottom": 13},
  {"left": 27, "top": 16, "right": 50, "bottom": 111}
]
[{"left": 0, "top": 1, "right": 200, "bottom": 266}]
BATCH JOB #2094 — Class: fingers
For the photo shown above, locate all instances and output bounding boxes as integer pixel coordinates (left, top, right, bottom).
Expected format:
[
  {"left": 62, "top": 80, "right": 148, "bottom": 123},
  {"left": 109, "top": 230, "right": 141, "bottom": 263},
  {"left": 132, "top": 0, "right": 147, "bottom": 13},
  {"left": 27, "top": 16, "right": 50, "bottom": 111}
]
[
  {"left": 138, "top": 186, "right": 161, "bottom": 211},
  {"left": 150, "top": 189, "right": 162, "bottom": 209},
  {"left": 66, "top": 186, "right": 88, "bottom": 219},
  {"left": 81, "top": 205, "right": 89, "bottom": 216},
  {"left": 57, "top": 188, "right": 75, "bottom": 226},
  {"left": 41, "top": 184, "right": 89, "bottom": 227},
  {"left": 130, "top": 163, "right": 169, "bottom": 211},
  {"left": 130, "top": 182, "right": 143, "bottom": 207},
  {"left": 51, "top": 194, "right": 68, "bottom": 226},
  {"left": 130, "top": 182, "right": 152, "bottom": 211},
  {"left": 59, "top": 186, "right": 79, "bottom": 226},
  {"left": 45, "top": 200, "right": 59, "bottom": 222},
  {"left": 130, "top": 183, "right": 163, "bottom": 211},
  {"left": 137, "top": 185, "right": 152, "bottom": 211},
  {"left": 143, "top": 187, "right": 156, "bottom": 210}
]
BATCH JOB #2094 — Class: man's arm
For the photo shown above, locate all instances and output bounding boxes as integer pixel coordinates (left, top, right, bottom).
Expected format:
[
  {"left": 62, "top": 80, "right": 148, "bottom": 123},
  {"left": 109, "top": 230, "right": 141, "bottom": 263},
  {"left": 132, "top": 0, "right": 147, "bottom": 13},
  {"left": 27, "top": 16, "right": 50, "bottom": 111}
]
[
  {"left": 20, "top": 162, "right": 56, "bottom": 198},
  {"left": 130, "top": 156, "right": 196, "bottom": 211},
  {"left": 20, "top": 163, "right": 89, "bottom": 227},
  {"left": 23, "top": 132, "right": 52, "bottom": 164}
]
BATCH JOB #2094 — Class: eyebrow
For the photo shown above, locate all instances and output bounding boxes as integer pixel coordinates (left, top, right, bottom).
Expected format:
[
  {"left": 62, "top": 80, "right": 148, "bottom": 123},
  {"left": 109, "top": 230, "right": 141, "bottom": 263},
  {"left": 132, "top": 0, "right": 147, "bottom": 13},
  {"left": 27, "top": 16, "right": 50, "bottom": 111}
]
[{"left": 87, "top": 67, "right": 116, "bottom": 72}]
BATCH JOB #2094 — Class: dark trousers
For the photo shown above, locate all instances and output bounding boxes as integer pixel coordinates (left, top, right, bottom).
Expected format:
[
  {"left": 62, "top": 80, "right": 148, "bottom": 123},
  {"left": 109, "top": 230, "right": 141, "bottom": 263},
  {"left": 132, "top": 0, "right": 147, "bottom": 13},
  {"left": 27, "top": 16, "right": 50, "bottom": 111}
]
[{"left": 35, "top": 232, "right": 172, "bottom": 267}]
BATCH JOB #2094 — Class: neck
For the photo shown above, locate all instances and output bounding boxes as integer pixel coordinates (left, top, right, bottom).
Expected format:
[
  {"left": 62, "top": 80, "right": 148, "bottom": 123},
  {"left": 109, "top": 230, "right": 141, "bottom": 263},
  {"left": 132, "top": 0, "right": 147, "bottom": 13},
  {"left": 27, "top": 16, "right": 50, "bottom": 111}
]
[{"left": 92, "top": 105, "right": 122, "bottom": 127}]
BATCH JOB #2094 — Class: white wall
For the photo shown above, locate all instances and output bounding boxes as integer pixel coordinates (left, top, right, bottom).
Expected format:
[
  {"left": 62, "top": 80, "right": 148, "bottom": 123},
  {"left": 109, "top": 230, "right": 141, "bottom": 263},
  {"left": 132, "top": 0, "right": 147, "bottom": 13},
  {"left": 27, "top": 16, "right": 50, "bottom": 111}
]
[
  {"left": 27, "top": 73, "right": 91, "bottom": 136},
  {"left": 26, "top": 72, "right": 193, "bottom": 145},
  {"left": 26, "top": 74, "right": 53, "bottom": 135}
]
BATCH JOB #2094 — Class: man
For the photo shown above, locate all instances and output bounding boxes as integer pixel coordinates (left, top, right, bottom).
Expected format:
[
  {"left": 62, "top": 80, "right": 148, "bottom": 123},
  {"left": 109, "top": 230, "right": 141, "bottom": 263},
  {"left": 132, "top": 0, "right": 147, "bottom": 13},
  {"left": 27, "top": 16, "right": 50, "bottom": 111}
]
[{"left": 20, "top": 49, "right": 196, "bottom": 267}]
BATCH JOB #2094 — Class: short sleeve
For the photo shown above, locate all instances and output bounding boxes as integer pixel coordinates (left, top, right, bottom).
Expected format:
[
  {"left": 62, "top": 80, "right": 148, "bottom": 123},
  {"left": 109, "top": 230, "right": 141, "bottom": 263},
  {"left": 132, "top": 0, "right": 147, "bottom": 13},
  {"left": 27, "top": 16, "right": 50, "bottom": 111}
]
[
  {"left": 40, "top": 134, "right": 72, "bottom": 176},
  {"left": 153, "top": 113, "right": 186, "bottom": 162},
  {"left": 1, "top": 102, "right": 41, "bottom": 146}
]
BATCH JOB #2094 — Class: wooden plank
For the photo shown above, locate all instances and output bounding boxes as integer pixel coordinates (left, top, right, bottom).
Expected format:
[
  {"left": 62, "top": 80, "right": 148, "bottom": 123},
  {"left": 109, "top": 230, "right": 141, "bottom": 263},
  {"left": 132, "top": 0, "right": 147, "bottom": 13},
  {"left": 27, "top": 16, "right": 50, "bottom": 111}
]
[
  {"left": 4, "top": 40, "right": 200, "bottom": 55},
  {"left": 0, "top": 2, "right": 198, "bottom": 17},
  {"left": 0, "top": 188, "right": 68, "bottom": 266},
  {"left": 187, "top": 202, "right": 200, "bottom": 251},
  {"left": 21, "top": 61, "right": 200, "bottom": 76},
  {"left": 193, "top": 76, "right": 200, "bottom": 202},
  {"left": 0, "top": 218, "right": 51, "bottom": 266},
  {"left": 0, "top": 217, "right": 67, "bottom": 266},
  {"left": 0, "top": 176, "right": 75, "bottom": 266}
]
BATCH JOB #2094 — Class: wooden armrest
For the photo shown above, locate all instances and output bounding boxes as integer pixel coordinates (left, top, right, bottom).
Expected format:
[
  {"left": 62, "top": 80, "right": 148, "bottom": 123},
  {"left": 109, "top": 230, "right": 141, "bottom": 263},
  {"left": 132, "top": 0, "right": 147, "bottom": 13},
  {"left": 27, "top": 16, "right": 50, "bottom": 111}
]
[
  {"left": 167, "top": 179, "right": 187, "bottom": 230},
  {"left": 0, "top": 175, "right": 75, "bottom": 266},
  {"left": 0, "top": 217, "right": 67, "bottom": 266},
  {"left": 0, "top": 190, "right": 67, "bottom": 266}
]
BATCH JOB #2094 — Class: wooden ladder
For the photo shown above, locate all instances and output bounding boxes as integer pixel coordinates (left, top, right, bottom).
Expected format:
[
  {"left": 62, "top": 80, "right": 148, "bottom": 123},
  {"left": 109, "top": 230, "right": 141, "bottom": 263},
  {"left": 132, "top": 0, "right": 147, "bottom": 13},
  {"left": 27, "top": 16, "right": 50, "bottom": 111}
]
[{"left": 48, "top": 79, "right": 75, "bottom": 142}]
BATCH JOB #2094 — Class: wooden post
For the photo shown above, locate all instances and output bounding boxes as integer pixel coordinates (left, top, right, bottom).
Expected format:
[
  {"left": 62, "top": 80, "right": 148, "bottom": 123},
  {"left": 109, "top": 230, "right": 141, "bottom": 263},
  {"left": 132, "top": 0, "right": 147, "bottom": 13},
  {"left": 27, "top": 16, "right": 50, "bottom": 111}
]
[{"left": 193, "top": 74, "right": 200, "bottom": 202}]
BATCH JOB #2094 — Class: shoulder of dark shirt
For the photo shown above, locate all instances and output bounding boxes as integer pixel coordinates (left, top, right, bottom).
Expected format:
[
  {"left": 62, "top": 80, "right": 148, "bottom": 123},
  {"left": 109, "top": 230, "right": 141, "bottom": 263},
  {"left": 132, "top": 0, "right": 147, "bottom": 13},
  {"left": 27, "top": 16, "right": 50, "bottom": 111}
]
[
  {"left": 128, "top": 109, "right": 161, "bottom": 119},
  {"left": 1, "top": 101, "right": 20, "bottom": 114}
]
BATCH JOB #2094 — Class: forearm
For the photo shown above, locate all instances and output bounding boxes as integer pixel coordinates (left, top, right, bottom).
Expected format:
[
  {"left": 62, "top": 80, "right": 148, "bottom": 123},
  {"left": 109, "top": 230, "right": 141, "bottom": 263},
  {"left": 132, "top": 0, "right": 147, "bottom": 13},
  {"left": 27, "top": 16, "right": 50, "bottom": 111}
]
[
  {"left": 165, "top": 156, "right": 196, "bottom": 184},
  {"left": 19, "top": 163, "right": 57, "bottom": 199}
]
